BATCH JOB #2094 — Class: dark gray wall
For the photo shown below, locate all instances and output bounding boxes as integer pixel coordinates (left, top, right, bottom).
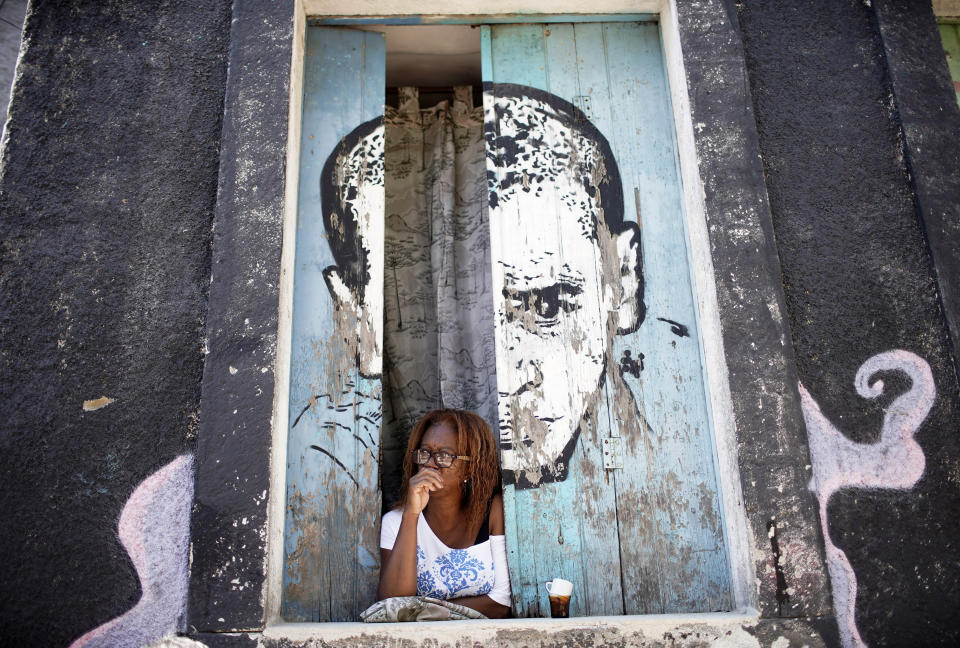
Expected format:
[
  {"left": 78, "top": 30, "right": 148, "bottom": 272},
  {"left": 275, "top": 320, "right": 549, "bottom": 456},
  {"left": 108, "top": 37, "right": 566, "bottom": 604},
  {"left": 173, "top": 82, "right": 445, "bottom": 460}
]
[
  {"left": 188, "top": 0, "right": 293, "bottom": 633},
  {"left": 676, "top": 0, "right": 832, "bottom": 623},
  {"left": 0, "top": 1, "right": 231, "bottom": 646},
  {"left": 1, "top": 0, "right": 959, "bottom": 646},
  {"left": 737, "top": 0, "right": 960, "bottom": 645}
]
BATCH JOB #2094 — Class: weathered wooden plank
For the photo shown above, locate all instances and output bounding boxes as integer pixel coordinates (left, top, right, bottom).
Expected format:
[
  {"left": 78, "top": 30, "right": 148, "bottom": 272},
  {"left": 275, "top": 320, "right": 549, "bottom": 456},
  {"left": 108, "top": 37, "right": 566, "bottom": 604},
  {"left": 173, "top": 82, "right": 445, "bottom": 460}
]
[
  {"left": 485, "top": 24, "right": 588, "bottom": 619},
  {"left": 283, "top": 26, "right": 385, "bottom": 622},
  {"left": 353, "top": 38, "right": 387, "bottom": 615},
  {"left": 584, "top": 20, "right": 668, "bottom": 613},
  {"left": 481, "top": 25, "right": 524, "bottom": 617},
  {"left": 597, "top": 21, "right": 731, "bottom": 613},
  {"left": 485, "top": 22, "right": 627, "bottom": 617},
  {"left": 541, "top": 23, "right": 627, "bottom": 616},
  {"left": 541, "top": 23, "right": 577, "bottom": 98},
  {"left": 564, "top": 20, "right": 669, "bottom": 614}
]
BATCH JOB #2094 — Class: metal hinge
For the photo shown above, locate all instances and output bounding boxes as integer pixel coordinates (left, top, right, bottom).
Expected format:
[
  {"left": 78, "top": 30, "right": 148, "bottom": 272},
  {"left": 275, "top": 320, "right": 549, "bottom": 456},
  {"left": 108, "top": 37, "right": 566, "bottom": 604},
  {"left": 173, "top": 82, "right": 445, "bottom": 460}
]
[{"left": 602, "top": 437, "right": 623, "bottom": 470}]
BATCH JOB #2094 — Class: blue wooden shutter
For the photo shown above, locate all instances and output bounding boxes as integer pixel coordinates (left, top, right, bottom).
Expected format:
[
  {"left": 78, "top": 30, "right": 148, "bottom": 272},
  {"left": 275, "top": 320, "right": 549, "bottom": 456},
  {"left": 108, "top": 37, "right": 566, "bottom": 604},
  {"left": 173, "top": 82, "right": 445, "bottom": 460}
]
[
  {"left": 282, "top": 26, "right": 385, "bottom": 622},
  {"left": 482, "top": 22, "right": 732, "bottom": 616}
]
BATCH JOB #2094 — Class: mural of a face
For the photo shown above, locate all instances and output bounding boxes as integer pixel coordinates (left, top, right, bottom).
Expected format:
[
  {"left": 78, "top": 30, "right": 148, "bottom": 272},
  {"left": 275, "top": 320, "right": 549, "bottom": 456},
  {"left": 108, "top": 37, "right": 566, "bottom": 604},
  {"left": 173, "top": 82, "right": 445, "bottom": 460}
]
[
  {"left": 313, "top": 91, "right": 643, "bottom": 488},
  {"left": 485, "top": 85, "right": 644, "bottom": 487},
  {"left": 321, "top": 118, "right": 385, "bottom": 378}
]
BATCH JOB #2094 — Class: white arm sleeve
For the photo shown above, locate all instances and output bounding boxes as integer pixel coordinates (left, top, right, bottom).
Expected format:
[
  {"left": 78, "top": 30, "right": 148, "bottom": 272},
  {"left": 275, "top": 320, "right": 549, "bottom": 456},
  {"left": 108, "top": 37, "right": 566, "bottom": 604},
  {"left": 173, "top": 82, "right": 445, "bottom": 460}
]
[
  {"left": 488, "top": 535, "right": 512, "bottom": 607},
  {"left": 380, "top": 510, "right": 402, "bottom": 550}
]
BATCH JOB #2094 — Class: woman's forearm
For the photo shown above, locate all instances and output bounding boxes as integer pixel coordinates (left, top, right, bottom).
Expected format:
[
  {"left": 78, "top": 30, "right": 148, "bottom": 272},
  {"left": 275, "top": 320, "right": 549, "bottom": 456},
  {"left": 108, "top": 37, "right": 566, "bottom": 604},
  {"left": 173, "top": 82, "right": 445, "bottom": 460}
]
[
  {"left": 449, "top": 595, "right": 511, "bottom": 618},
  {"left": 377, "top": 511, "right": 420, "bottom": 599}
]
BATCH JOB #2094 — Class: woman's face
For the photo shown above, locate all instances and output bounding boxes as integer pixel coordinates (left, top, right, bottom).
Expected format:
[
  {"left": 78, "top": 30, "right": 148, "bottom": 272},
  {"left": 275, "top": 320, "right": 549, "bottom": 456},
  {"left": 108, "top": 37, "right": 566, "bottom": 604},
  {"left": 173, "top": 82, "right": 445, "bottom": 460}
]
[{"left": 416, "top": 422, "right": 468, "bottom": 490}]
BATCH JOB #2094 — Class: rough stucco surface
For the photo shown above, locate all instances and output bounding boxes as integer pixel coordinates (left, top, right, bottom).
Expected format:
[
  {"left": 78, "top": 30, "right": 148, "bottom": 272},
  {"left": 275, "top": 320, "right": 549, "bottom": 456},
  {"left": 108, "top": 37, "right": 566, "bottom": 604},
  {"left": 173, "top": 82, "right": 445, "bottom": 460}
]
[
  {"left": 257, "top": 617, "right": 832, "bottom": 648},
  {"left": 3, "top": 1, "right": 959, "bottom": 646},
  {"left": 187, "top": 0, "right": 295, "bottom": 633},
  {"left": 187, "top": 632, "right": 259, "bottom": 648},
  {"left": 737, "top": 0, "right": 960, "bottom": 645},
  {"left": 0, "top": 1, "right": 231, "bottom": 646},
  {"left": 873, "top": 0, "right": 960, "bottom": 384},
  {"left": 186, "top": 618, "right": 838, "bottom": 648},
  {"left": 675, "top": 0, "right": 831, "bottom": 622}
]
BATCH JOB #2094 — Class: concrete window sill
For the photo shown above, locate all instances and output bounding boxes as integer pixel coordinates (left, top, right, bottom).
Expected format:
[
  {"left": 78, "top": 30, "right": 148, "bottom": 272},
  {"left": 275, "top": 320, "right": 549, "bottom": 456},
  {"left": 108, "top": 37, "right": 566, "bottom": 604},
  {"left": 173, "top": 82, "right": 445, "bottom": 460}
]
[{"left": 263, "top": 609, "right": 762, "bottom": 644}]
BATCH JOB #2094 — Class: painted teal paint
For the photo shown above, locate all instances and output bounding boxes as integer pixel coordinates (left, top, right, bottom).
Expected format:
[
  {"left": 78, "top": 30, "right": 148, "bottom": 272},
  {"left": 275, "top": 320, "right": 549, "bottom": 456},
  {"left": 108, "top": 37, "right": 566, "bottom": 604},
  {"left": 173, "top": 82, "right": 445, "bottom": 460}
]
[
  {"left": 483, "top": 22, "right": 732, "bottom": 616},
  {"left": 282, "top": 26, "right": 385, "bottom": 622},
  {"left": 600, "top": 22, "right": 731, "bottom": 613},
  {"left": 313, "top": 15, "right": 655, "bottom": 26},
  {"left": 480, "top": 26, "right": 493, "bottom": 86},
  {"left": 484, "top": 22, "right": 621, "bottom": 617}
]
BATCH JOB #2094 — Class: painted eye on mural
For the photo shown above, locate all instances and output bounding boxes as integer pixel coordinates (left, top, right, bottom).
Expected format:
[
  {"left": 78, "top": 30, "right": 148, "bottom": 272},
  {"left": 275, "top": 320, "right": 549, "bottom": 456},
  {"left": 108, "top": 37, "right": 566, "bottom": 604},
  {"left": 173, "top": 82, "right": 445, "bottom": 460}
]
[{"left": 503, "top": 281, "right": 583, "bottom": 326}]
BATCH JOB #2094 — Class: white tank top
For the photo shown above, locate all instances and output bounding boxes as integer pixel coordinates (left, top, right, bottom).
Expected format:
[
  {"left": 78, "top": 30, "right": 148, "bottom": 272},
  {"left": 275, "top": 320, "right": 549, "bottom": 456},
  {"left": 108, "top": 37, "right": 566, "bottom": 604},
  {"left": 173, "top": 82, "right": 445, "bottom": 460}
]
[{"left": 380, "top": 509, "right": 511, "bottom": 606}]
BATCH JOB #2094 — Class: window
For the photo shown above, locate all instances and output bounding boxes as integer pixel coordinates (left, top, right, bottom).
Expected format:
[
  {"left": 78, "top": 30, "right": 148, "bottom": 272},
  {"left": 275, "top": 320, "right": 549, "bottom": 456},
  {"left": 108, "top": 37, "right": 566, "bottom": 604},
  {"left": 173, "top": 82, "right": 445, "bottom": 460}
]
[
  {"left": 282, "top": 18, "right": 732, "bottom": 622},
  {"left": 939, "top": 20, "right": 960, "bottom": 108}
]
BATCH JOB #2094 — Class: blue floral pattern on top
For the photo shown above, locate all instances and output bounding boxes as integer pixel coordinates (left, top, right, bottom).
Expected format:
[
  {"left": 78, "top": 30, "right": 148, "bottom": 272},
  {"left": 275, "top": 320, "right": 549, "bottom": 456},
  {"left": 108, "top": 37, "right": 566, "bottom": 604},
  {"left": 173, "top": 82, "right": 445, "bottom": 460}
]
[
  {"left": 436, "top": 549, "right": 483, "bottom": 596},
  {"left": 416, "top": 545, "right": 443, "bottom": 598},
  {"left": 416, "top": 544, "right": 493, "bottom": 600},
  {"left": 417, "top": 566, "right": 440, "bottom": 598}
]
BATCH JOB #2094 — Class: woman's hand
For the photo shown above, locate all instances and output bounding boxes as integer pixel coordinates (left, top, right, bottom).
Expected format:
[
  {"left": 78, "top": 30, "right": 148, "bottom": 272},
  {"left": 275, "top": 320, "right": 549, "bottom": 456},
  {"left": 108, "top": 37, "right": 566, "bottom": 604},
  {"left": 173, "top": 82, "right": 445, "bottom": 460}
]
[
  {"left": 405, "top": 466, "right": 443, "bottom": 516},
  {"left": 378, "top": 469, "right": 441, "bottom": 600}
]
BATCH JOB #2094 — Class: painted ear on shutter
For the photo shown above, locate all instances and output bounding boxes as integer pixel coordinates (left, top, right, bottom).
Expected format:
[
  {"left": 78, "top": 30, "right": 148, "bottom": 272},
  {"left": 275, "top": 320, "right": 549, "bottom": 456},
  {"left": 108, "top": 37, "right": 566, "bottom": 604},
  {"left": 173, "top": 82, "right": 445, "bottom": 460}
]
[
  {"left": 317, "top": 115, "right": 385, "bottom": 379},
  {"left": 323, "top": 265, "right": 361, "bottom": 319},
  {"left": 323, "top": 264, "right": 380, "bottom": 377},
  {"left": 613, "top": 221, "right": 644, "bottom": 335}
]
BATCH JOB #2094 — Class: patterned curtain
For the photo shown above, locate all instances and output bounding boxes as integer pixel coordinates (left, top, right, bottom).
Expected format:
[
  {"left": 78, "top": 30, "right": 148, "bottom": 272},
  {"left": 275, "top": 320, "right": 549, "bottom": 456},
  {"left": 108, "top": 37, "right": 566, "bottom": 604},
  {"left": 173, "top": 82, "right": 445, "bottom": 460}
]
[{"left": 380, "top": 86, "right": 498, "bottom": 506}]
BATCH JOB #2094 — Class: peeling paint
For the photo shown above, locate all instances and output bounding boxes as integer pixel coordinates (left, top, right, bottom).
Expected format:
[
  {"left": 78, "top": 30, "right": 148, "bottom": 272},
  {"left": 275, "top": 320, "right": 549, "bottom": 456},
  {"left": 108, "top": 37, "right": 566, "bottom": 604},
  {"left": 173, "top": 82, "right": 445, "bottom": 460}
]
[
  {"left": 485, "top": 66, "right": 730, "bottom": 612},
  {"left": 82, "top": 396, "right": 115, "bottom": 411}
]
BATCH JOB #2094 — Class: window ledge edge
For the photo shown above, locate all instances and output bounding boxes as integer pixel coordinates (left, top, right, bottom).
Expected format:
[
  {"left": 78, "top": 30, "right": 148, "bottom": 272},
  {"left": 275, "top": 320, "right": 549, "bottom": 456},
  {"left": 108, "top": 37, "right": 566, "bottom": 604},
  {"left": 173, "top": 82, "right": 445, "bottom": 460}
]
[{"left": 264, "top": 609, "right": 762, "bottom": 642}]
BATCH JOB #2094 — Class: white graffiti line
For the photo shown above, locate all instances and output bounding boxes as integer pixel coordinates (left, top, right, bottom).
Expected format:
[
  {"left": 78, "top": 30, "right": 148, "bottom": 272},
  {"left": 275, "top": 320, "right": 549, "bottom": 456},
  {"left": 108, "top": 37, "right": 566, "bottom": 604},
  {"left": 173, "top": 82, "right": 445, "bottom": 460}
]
[
  {"left": 800, "top": 349, "right": 935, "bottom": 648},
  {"left": 70, "top": 454, "right": 195, "bottom": 648}
]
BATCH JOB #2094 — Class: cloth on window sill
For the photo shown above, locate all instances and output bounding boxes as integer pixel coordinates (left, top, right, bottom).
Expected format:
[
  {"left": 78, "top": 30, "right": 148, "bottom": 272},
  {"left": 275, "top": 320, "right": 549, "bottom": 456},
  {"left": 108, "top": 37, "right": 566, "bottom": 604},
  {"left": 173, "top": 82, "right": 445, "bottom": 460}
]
[{"left": 360, "top": 596, "right": 488, "bottom": 622}]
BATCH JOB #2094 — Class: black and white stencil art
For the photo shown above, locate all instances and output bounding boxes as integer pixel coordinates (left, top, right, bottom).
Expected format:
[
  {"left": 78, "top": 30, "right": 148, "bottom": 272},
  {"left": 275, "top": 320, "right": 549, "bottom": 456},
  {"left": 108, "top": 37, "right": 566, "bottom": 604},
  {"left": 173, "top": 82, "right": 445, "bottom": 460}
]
[
  {"left": 304, "top": 84, "right": 652, "bottom": 492},
  {"left": 484, "top": 84, "right": 646, "bottom": 489}
]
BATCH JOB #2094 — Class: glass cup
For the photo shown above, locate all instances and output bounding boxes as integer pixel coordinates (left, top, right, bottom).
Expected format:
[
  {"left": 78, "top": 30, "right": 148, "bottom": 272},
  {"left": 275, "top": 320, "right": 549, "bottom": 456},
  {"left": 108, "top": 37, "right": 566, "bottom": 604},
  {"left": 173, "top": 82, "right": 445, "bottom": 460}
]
[{"left": 545, "top": 578, "right": 573, "bottom": 618}]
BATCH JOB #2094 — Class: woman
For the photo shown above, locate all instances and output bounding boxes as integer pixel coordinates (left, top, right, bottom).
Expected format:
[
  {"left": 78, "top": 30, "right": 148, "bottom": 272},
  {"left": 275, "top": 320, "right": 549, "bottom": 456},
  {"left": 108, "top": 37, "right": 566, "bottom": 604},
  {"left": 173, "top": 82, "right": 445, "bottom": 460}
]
[{"left": 377, "top": 409, "right": 511, "bottom": 618}]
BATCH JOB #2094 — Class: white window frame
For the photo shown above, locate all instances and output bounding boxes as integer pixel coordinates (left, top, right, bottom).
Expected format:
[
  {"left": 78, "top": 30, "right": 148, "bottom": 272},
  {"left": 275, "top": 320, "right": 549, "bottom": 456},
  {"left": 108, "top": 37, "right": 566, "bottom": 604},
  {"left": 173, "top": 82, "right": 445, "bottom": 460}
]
[{"left": 264, "top": 0, "right": 757, "bottom": 634}]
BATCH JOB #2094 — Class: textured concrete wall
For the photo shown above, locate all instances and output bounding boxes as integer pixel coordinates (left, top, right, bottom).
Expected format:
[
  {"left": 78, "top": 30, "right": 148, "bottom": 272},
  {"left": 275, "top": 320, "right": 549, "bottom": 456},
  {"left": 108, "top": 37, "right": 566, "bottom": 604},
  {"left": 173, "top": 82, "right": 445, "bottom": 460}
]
[
  {"left": 2, "top": 1, "right": 959, "bottom": 647},
  {"left": 188, "top": 0, "right": 295, "bottom": 633},
  {"left": 0, "top": 1, "right": 231, "bottom": 646},
  {"left": 674, "top": 0, "right": 831, "bottom": 624},
  {"left": 737, "top": 0, "right": 960, "bottom": 646}
]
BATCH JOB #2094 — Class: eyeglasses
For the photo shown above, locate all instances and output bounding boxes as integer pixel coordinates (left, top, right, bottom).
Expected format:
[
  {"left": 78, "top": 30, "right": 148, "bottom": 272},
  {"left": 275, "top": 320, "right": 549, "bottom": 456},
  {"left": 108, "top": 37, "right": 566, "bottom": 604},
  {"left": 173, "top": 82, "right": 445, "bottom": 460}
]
[{"left": 411, "top": 448, "right": 472, "bottom": 469}]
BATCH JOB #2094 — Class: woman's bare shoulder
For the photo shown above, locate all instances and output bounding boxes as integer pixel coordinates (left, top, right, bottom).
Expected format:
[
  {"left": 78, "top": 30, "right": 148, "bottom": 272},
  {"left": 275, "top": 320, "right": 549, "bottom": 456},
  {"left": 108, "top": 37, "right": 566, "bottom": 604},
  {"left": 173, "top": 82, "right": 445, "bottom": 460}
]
[{"left": 489, "top": 493, "right": 505, "bottom": 536}]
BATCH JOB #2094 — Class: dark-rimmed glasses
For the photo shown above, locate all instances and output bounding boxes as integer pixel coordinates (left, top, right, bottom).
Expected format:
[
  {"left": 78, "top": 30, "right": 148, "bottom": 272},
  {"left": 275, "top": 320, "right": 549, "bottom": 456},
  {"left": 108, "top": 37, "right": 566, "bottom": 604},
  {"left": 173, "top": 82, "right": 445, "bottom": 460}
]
[{"left": 411, "top": 448, "right": 472, "bottom": 468}]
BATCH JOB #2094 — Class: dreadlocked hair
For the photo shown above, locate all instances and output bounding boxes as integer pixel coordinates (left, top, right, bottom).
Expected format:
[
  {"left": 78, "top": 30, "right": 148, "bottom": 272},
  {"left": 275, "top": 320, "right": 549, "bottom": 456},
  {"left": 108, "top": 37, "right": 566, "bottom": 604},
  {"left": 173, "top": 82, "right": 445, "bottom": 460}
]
[{"left": 395, "top": 409, "right": 501, "bottom": 533}]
